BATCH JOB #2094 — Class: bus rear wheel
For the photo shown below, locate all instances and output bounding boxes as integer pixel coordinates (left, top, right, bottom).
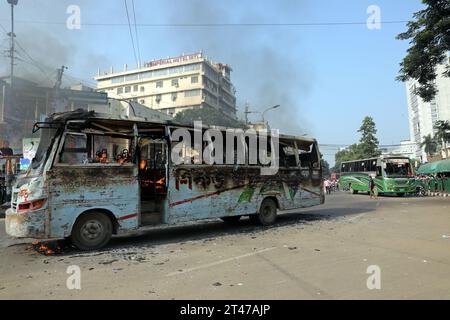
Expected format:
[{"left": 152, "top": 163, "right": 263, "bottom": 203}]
[
  {"left": 71, "top": 212, "right": 112, "bottom": 250},
  {"left": 220, "top": 216, "right": 241, "bottom": 223},
  {"left": 250, "top": 198, "right": 277, "bottom": 226}
]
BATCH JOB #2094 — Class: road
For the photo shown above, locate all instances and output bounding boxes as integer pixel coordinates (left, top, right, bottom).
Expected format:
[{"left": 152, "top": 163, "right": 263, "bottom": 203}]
[{"left": 1, "top": 192, "right": 450, "bottom": 299}]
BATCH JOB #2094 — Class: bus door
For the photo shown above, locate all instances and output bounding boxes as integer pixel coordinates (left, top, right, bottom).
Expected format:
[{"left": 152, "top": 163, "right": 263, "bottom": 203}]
[{"left": 138, "top": 138, "right": 168, "bottom": 225}]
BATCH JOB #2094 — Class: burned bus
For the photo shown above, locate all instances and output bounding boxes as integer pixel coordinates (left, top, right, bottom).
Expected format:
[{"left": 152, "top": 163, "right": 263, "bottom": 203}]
[{"left": 6, "top": 110, "right": 324, "bottom": 250}]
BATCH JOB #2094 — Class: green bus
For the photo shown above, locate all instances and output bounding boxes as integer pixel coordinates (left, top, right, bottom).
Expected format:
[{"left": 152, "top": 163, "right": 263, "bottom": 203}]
[{"left": 339, "top": 156, "right": 416, "bottom": 197}]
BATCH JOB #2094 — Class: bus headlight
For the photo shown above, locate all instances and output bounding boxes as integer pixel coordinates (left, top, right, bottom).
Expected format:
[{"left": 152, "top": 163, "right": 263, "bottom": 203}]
[{"left": 18, "top": 198, "right": 47, "bottom": 213}]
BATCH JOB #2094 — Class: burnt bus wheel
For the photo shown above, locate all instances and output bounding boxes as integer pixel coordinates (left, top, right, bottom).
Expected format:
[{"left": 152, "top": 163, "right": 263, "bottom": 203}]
[
  {"left": 220, "top": 216, "right": 242, "bottom": 223},
  {"left": 251, "top": 198, "right": 277, "bottom": 226},
  {"left": 71, "top": 212, "right": 113, "bottom": 250}
]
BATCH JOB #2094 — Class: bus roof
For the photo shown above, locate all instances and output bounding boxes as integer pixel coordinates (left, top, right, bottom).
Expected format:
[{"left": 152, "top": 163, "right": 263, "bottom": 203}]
[
  {"left": 341, "top": 155, "right": 411, "bottom": 164},
  {"left": 41, "top": 109, "right": 317, "bottom": 145}
]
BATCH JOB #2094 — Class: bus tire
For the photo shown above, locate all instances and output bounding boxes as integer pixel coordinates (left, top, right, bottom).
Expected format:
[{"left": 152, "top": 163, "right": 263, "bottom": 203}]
[
  {"left": 71, "top": 211, "right": 113, "bottom": 251},
  {"left": 396, "top": 193, "right": 405, "bottom": 197},
  {"left": 220, "top": 216, "right": 241, "bottom": 223},
  {"left": 349, "top": 185, "right": 357, "bottom": 194},
  {"left": 251, "top": 198, "right": 277, "bottom": 226}
]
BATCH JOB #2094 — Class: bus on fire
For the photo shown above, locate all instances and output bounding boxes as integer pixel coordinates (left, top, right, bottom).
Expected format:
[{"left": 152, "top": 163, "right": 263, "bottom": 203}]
[{"left": 5, "top": 110, "right": 324, "bottom": 250}]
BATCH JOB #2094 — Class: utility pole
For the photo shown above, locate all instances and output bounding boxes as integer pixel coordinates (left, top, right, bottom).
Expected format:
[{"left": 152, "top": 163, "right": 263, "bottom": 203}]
[
  {"left": 53, "top": 65, "right": 67, "bottom": 113},
  {"left": 7, "top": 0, "right": 18, "bottom": 90},
  {"left": 54, "top": 65, "right": 67, "bottom": 90},
  {"left": 244, "top": 102, "right": 250, "bottom": 125}
]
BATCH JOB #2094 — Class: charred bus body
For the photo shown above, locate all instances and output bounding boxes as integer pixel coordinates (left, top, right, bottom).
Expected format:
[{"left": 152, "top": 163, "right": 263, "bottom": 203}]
[{"left": 6, "top": 110, "right": 324, "bottom": 250}]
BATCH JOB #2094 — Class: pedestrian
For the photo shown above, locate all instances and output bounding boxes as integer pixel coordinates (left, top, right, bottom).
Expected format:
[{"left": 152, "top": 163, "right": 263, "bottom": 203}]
[
  {"left": 324, "top": 179, "right": 331, "bottom": 195},
  {"left": 369, "top": 176, "right": 377, "bottom": 199}
]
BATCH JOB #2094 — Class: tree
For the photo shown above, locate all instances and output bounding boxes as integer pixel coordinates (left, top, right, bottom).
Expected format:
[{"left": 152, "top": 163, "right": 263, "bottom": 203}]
[
  {"left": 333, "top": 143, "right": 363, "bottom": 171},
  {"left": 420, "top": 134, "right": 438, "bottom": 158},
  {"left": 357, "top": 116, "right": 381, "bottom": 158},
  {"left": 433, "top": 120, "right": 450, "bottom": 158},
  {"left": 173, "top": 107, "right": 246, "bottom": 128},
  {"left": 321, "top": 158, "right": 331, "bottom": 177},
  {"left": 396, "top": 0, "right": 450, "bottom": 102},
  {"left": 333, "top": 117, "right": 381, "bottom": 171}
]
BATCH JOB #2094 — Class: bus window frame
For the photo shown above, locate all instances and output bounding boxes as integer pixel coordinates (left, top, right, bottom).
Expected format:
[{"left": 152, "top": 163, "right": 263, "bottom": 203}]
[{"left": 54, "top": 131, "right": 89, "bottom": 166}]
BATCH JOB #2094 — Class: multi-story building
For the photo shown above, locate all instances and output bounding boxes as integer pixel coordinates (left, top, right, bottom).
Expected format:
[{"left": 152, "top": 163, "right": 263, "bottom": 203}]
[
  {"left": 0, "top": 77, "right": 109, "bottom": 151},
  {"left": 94, "top": 52, "right": 237, "bottom": 119},
  {"left": 380, "top": 140, "right": 416, "bottom": 159},
  {"left": 405, "top": 55, "right": 450, "bottom": 161}
]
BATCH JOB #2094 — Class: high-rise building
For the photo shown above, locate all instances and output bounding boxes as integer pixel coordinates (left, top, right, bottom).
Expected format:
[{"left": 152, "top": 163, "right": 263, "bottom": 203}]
[
  {"left": 94, "top": 52, "right": 237, "bottom": 119},
  {"left": 405, "top": 55, "right": 450, "bottom": 161}
]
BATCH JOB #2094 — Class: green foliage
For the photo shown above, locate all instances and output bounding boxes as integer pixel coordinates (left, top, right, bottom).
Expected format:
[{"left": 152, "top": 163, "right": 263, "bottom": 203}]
[
  {"left": 396, "top": 0, "right": 450, "bottom": 102},
  {"left": 433, "top": 120, "right": 450, "bottom": 144},
  {"left": 334, "top": 144, "right": 363, "bottom": 171},
  {"left": 433, "top": 120, "right": 450, "bottom": 157},
  {"left": 321, "top": 158, "right": 331, "bottom": 177},
  {"left": 173, "top": 107, "right": 246, "bottom": 128},
  {"left": 420, "top": 134, "right": 438, "bottom": 156},
  {"left": 358, "top": 116, "right": 381, "bottom": 158},
  {"left": 333, "top": 116, "right": 381, "bottom": 171}
]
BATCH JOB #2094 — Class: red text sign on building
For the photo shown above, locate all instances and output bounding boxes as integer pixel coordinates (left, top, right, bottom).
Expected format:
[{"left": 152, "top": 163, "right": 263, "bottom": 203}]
[{"left": 144, "top": 53, "right": 202, "bottom": 68}]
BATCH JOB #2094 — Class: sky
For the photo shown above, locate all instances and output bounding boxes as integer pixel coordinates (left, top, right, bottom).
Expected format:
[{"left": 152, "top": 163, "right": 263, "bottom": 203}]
[{"left": 0, "top": 0, "right": 425, "bottom": 165}]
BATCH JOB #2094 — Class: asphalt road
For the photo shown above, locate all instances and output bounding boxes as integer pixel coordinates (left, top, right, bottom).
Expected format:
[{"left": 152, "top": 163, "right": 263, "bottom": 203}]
[{"left": 0, "top": 192, "right": 450, "bottom": 299}]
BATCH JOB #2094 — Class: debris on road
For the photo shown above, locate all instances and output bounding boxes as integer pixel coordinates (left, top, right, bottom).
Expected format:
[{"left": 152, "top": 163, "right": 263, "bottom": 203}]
[
  {"left": 99, "top": 259, "right": 118, "bottom": 265},
  {"left": 29, "top": 240, "right": 69, "bottom": 256}
]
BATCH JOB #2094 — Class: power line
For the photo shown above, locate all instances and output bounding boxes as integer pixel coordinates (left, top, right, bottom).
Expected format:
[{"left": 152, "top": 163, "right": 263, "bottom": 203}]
[
  {"left": 1, "top": 19, "right": 409, "bottom": 28},
  {"left": 131, "top": 0, "right": 141, "bottom": 67},
  {"left": 124, "top": 0, "right": 139, "bottom": 68}
]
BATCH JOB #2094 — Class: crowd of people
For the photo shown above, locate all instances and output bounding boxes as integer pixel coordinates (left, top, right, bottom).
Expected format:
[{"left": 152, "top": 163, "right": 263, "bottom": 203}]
[
  {"left": 415, "top": 173, "right": 449, "bottom": 194},
  {"left": 323, "top": 179, "right": 339, "bottom": 195}
]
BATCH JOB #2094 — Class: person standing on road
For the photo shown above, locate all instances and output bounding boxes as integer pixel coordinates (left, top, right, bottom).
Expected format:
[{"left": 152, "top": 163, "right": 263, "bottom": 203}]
[
  {"left": 369, "top": 176, "right": 377, "bottom": 199},
  {"left": 324, "top": 179, "right": 331, "bottom": 195}
]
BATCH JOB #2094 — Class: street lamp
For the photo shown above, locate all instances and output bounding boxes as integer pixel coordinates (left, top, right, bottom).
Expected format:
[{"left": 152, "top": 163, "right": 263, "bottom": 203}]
[{"left": 261, "top": 104, "right": 280, "bottom": 123}]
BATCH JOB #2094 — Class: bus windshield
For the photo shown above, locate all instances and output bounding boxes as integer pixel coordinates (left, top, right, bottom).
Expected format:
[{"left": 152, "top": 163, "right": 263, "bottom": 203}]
[
  {"left": 384, "top": 159, "right": 412, "bottom": 178},
  {"left": 30, "top": 128, "right": 59, "bottom": 173}
]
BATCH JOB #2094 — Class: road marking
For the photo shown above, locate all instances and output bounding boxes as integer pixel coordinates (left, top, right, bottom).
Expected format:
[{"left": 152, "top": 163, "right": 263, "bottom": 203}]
[
  {"left": 166, "top": 247, "right": 277, "bottom": 277},
  {"left": 346, "top": 213, "right": 367, "bottom": 222}
]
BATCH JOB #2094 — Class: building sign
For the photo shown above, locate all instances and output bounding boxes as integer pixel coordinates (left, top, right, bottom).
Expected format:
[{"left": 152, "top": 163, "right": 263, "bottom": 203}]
[{"left": 144, "top": 52, "right": 202, "bottom": 68}]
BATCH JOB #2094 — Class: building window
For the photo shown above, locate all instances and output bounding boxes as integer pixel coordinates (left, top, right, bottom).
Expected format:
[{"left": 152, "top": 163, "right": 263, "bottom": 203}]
[
  {"left": 117, "top": 87, "right": 123, "bottom": 94},
  {"left": 171, "top": 92, "right": 177, "bottom": 101},
  {"left": 140, "top": 86, "right": 145, "bottom": 92},
  {"left": 124, "top": 86, "right": 131, "bottom": 93},
  {"left": 133, "top": 85, "right": 139, "bottom": 92},
  {"left": 156, "top": 80, "right": 163, "bottom": 88},
  {"left": 191, "top": 76, "right": 198, "bottom": 84},
  {"left": 171, "top": 79, "right": 179, "bottom": 87},
  {"left": 184, "top": 89, "right": 201, "bottom": 97},
  {"left": 155, "top": 94, "right": 162, "bottom": 103},
  {"left": 140, "top": 99, "right": 145, "bottom": 104}
]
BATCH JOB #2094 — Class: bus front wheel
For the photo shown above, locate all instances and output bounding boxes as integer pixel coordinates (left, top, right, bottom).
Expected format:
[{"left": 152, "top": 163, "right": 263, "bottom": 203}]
[
  {"left": 349, "top": 185, "right": 358, "bottom": 194},
  {"left": 250, "top": 198, "right": 277, "bottom": 226},
  {"left": 71, "top": 212, "right": 113, "bottom": 250}
]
